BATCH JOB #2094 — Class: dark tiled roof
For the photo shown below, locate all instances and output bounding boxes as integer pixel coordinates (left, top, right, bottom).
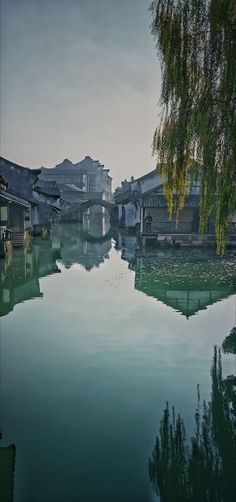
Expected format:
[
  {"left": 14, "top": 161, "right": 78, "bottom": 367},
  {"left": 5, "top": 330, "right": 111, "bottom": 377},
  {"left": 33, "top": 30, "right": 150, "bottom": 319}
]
[
  {"left": 80, "top": 198, "right": 115, "bottom": 209},
  {"left": 0, "top": 175, "right": 8, "bottom": 189},
  {"left": 140, "top": 192, "right": 200, "bottom": 208},
  {"left": 0, "top": 188, "right": 30, "bottom": 208},
  {"left": 34, "top": 180, "right": 60, "bottom": 197},
  {"left": 51, "top": 203, "right": 61, "bottom": 211},
  {"left": 75, "top": 156, "right": 110, "bottom": 174},
  {"left": 64, "top": 183, "right": 83, "bottom": 191},
  {"left": 114, "top": 190, "right": 134, "bottom": 204},
  {"left": 0, "top": 156, "right": 42, "bottom": 203},
  {"left": 0, "top": 156, "right": 41, "bottom": 174}
]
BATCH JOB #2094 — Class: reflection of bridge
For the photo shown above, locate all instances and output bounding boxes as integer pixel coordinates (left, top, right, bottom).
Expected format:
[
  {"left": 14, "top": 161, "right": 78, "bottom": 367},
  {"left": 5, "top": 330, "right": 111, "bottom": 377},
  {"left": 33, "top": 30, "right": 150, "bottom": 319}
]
[{"left": 81, "top": 227, "right": 113, "bottom": 243}]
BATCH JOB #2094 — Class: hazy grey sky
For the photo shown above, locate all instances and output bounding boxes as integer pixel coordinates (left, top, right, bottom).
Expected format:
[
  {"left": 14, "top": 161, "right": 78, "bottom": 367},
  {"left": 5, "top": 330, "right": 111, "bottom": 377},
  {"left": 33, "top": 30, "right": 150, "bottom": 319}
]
[{"left": 1, "top": 0, "right": 161, "bottom": 187}]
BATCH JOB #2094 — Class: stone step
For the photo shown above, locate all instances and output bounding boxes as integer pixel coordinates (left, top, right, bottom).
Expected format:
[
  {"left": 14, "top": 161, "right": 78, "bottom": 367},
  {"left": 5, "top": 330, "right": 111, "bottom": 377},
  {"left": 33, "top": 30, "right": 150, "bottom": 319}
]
[{"left": 12, "top": 232, "right": 25, "bottom": 247}]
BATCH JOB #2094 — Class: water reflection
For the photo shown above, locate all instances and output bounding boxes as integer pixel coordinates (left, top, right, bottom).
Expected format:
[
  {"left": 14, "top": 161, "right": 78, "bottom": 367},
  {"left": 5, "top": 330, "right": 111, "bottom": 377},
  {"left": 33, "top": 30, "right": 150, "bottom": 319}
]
[
  {"left": 0, "top": 224, "right": 113, "bottom": 317},
  {"left": 149, "top": 346, "right": 236, "bottom": 501},
  {"left": 116, "top": 232, "right": 138, "bottom": 266},
  {"left": 83, "top": 206, "right": 111, "bottom": 239},
  {"left": 1, "top": 225, "right": 236, "bottom": 501},
  {"left": 222, "top": 327, "right": 236, "bottom": 355},
  {"left": 118, "top": 238, "right": 236, "bottom": 317},
  {"left": 2, "top": 228, "right": 236, "bottom": 320},
  {"left": 0, "top": 239, "right": 60, "bottom": 317},
  {"left": 58, "top": 223, "right": 112, "bottom": 270}
]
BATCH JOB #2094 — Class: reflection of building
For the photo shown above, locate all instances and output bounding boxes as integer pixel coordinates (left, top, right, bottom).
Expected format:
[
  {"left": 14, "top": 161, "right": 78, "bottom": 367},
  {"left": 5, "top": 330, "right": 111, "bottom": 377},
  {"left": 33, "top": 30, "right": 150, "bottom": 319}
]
[
  {"left": 58, "top": 223, "right": 112, "bottom": 271},
  {"left": 126, "top": 247, "right": 236, "bottom": 317},
  {"left": 116, "top": 231, "right": 138, "bottom": 266},
  {"left": 0, "top": 222, "right": 112, "bottom": 316},
  {"left": 83, "top": 206, "right": 111, "bottom": 239},
  {"left": 0, "top": 238, "right": 60, "bottom": 317}
]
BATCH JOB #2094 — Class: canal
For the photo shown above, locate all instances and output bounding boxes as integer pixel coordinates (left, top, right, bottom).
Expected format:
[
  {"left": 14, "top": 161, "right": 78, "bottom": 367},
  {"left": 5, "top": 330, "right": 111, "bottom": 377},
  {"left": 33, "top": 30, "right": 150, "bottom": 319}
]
[{"left": 1, "top": 223, "right": 236, "bottom": 501}]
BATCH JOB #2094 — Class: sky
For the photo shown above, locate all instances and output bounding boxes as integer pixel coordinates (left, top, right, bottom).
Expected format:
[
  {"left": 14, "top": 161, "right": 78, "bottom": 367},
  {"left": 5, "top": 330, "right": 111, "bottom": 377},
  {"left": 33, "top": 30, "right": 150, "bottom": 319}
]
[{"left": 0, "top": 0, "right": 161, "bottom": 187}]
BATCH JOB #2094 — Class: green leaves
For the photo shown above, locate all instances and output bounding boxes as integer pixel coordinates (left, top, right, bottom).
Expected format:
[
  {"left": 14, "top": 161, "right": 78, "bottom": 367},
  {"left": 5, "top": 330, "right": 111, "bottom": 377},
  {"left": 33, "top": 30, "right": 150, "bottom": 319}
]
[{"left": 150, "top": 0, "right": 236, "bottom": 254}]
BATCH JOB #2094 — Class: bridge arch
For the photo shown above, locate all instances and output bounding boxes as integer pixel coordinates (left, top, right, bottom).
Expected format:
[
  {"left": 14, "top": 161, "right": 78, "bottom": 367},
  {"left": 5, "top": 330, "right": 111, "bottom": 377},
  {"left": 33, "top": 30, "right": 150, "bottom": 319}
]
[
  {"left": 80, "top": 199, "right": 117, "bottom": 223},
  {"left": 80, "top": 198, "right": 116, "bottom": 212}
]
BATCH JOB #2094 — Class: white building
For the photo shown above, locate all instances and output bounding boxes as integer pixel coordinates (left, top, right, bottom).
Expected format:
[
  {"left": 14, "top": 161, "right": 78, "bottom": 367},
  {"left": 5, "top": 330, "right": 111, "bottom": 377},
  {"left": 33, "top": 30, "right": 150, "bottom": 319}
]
[
  {"left": 115, "top": 169, "right": 162, "bottom": 228},
  {"left": 40, "top": 156, "right": 112, "bottom": 205}
]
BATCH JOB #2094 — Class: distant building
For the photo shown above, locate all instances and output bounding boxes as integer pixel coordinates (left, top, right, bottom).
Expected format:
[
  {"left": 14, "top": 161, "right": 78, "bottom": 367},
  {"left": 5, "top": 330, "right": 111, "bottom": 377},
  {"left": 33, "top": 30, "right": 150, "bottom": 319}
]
[
  {"left": 40, "top": 159, "right": 85, "bottom": 205},
  {"left": 39, "top": 156, "right": 112, "bottom": 205},
  {"left": 76, "top": 156, "right": 112, "bottom": 202}
]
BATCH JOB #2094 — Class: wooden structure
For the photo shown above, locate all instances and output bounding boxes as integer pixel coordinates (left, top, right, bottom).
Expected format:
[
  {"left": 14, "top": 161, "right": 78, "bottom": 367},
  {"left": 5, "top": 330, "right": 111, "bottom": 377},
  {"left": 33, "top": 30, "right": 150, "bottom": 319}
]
[
  {"left": 0, "top": 188, "right": 30, "bottom": 249},
  {"left": 0, "top": 157, "right": 61, "bottom": 251}
]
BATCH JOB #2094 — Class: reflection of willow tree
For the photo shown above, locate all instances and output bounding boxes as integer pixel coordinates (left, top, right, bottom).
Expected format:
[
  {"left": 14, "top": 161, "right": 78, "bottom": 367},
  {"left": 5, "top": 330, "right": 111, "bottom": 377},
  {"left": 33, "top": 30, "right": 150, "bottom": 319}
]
[
  {"left": 222, "top": 327, "right": 236, "bottom": 355},
  {"left": 149, "top": 348, "right": 236, "bottom": 501}
]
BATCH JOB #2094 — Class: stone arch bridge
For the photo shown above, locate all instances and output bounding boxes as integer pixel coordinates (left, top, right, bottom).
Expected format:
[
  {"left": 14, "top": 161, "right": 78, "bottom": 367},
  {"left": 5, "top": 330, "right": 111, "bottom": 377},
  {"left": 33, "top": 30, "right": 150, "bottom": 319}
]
[
  {"left": 60, "top": 199, "right": 117, "bottom": 223},
  {"left": 80, "top": 199, "right": 116, "bottom": 211},
  {"left": 80, "top": 199, "right": 117, "bottom": 222}
]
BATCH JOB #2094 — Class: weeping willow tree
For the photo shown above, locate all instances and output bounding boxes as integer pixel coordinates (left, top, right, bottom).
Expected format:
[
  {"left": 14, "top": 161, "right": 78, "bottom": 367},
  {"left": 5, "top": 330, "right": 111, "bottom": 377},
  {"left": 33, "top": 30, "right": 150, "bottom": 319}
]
[{"left": 150, "top": 0, "right": 236, "bottom": 254}]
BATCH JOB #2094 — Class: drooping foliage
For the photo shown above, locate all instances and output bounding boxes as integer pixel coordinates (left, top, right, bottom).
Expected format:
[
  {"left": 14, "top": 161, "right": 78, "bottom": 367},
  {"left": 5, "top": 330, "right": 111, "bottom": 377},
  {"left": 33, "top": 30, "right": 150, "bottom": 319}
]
[
  {"left": 150, "top": 0, "right": 236, "bottom": 254},
  {"left": 222, "top": 326, "right": 236, "bottom": 354},
  {"left": 149, "top": 347, "right": 236, "bottom": 501}
]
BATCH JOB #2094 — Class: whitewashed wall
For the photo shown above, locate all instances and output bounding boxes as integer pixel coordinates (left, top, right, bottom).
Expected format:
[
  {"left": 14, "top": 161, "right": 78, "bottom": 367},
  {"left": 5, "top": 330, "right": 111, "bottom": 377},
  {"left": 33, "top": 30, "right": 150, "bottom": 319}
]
[
  {"left": 125, "top": 202, "right": 140, "bottom": 227},
  {"left": 129, "top": 171, "right": 162, "bottom": 195},
  {"left": 139, "top": 172, "right": 162, "bottom": 193}
]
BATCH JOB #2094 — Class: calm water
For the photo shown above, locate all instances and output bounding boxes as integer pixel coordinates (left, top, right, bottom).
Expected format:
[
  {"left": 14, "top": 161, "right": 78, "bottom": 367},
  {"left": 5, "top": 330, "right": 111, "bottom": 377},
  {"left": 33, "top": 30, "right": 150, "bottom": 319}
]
[{"left": 1, "top": 223, "right": 236, "bottom": 502}]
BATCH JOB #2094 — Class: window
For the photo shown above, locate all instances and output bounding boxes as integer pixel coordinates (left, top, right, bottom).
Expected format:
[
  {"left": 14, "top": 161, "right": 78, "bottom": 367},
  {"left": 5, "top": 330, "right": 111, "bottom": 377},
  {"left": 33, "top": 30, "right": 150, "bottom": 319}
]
[
  {"left": 25, "top": 209, "right": 30, "bottom": 221},
  {"left": 0, "top": 206, "right": 8, "bottom": 223}
]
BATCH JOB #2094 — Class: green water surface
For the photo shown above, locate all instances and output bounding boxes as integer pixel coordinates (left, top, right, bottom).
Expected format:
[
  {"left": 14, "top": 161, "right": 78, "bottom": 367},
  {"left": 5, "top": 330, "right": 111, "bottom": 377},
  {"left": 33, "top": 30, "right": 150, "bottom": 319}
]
[{"left": 1, "top": 224, "right": 236, "bottom": 502}]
